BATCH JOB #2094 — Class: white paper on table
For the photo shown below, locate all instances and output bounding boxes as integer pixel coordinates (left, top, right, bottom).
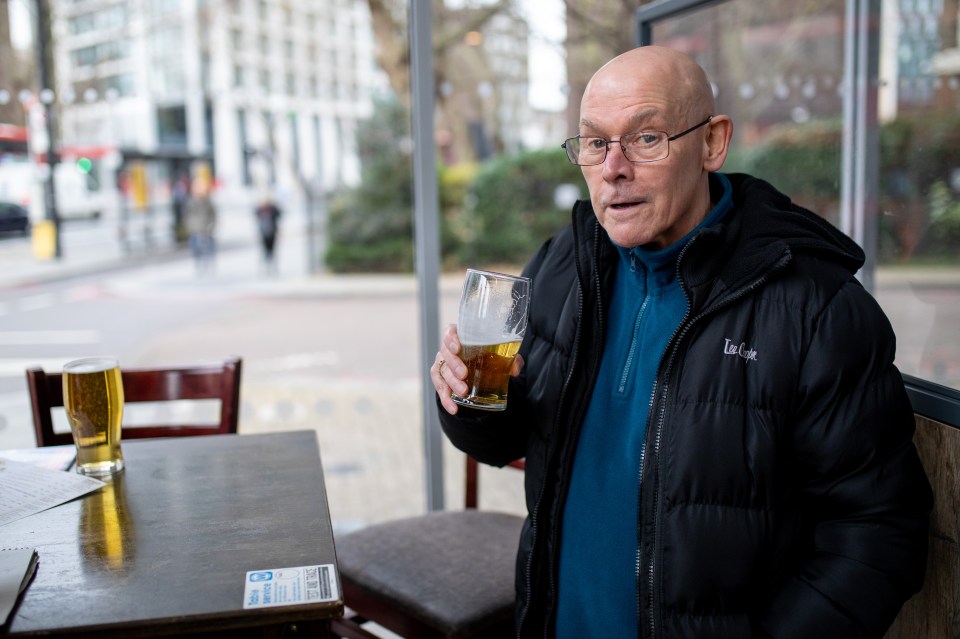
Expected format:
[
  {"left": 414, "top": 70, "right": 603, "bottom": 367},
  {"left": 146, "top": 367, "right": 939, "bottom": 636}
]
[
  {"left": 0, "top": 459, "right": 104, "bottom": 528},
  {"left": 0, "top": 547, "right": 38, "bottom": 625}
]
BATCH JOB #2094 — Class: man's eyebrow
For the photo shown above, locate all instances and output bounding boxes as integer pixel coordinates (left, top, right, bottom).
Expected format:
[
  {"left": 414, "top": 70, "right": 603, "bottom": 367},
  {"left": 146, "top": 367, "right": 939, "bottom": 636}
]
[
  {"left": 579, "top": 108, "right": 664, "bottom": 135},
  {"left": 626, "top": 108, "right": 662, "bottom": 129},
  {"left": 578, "top": 118, "right": 601, "bottom": 135}
]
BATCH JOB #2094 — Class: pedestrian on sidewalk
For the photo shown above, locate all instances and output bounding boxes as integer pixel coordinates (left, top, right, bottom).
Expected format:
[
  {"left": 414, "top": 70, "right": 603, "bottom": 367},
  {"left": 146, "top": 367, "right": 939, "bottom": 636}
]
[
  {"left": 172, "top": 172, "right": 191, "bottom": 245},
  {"left": 255, "top": 197, "right": 282, "bottom": 275},
  {"left": 184, "top": 178, "right": 217, "bottom": 275}
]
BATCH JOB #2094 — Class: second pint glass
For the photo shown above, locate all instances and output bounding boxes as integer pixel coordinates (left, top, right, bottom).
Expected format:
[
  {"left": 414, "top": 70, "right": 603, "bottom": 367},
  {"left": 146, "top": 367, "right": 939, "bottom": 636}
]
[
  {"left": 63, "top": 357, "right": 125, "bottom": 476},
  {"left": 452, "top": 269, "right": 531, "bottom": 411}
]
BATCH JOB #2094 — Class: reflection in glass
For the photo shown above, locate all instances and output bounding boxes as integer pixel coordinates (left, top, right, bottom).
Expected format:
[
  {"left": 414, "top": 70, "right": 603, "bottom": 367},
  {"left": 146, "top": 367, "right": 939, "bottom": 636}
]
[
  {"left": 80, "top": 474, "right": 135, "bottom": 573},
  {"left": 648, "top": 0, "right": 959, "bottom": 390},
  {"left": 652, "top": 0, "right": 847, "bottom": 225}
]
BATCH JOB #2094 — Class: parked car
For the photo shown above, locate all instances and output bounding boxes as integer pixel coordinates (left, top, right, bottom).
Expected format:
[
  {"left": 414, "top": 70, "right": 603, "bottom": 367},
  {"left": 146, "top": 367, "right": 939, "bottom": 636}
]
[{"left": 0, "top": 201, "right": 30, "bottom": 236}]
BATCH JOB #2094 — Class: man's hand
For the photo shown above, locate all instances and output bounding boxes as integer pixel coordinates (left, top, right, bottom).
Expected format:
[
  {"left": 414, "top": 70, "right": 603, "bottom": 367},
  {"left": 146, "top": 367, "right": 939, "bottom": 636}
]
[{"left": 431, "top": 323, "right": 525, "bottom": 415}]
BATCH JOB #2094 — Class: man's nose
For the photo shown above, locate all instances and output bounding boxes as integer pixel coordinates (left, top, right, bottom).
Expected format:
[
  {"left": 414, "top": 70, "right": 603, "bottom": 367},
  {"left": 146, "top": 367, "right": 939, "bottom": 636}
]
[{"left": 602, "top": 139, "right": 632, "bottom": 177}]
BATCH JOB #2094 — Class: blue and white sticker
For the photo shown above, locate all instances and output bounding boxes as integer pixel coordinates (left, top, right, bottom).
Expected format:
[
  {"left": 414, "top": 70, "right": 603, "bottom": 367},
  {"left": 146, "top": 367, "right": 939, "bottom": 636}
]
[{"left": 243, "top": 564, "right": 339, "bottom": 609}]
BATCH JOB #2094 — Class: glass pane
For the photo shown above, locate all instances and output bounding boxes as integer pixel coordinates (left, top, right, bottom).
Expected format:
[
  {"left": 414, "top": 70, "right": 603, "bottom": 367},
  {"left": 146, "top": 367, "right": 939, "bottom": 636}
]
[
  {"left": 649, "top": 0, "right": 960, "bottom": 391},
  {"left": 874, "top": 1, "right": 960, "bottom": 390},
  {"left": 651, "top": 0, "right": 846, "bottom": 226}
]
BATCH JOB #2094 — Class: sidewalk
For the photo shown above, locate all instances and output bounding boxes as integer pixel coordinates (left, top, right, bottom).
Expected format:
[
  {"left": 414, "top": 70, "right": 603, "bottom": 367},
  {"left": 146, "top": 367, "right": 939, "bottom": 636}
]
[
  {"left": 1, "top": 210, "right": 468, "bottom": 299},
  {"left": 0, "top": 208, "right": 252, "bottom": 290}
]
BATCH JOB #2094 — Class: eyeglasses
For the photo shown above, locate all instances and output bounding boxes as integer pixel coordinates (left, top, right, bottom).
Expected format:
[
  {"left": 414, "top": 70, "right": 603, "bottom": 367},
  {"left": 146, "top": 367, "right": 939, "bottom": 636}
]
[{"left": 561, "top": 116, "right": 713, "bottom": 166}]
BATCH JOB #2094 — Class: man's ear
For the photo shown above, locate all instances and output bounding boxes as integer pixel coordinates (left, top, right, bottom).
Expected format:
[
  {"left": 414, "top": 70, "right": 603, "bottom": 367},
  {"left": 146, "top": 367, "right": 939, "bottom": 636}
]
[{"left": 703, "top": 115, "right": 733, "bottom": 172}]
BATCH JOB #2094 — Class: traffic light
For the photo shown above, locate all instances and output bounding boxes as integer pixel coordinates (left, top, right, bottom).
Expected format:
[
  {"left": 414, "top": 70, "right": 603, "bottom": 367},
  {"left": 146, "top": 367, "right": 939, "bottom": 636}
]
[{"left": 76, "top": 156, "right": 93, "bottom": 173}]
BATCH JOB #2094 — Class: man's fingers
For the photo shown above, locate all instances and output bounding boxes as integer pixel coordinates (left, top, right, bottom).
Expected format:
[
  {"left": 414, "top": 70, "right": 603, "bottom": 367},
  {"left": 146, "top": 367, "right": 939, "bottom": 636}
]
[
  {"left": 433, "top": 354, "right": 460, "bottom": 415},
  {"left": 512, "top": 353, "right": 525, "bottom": 377}
]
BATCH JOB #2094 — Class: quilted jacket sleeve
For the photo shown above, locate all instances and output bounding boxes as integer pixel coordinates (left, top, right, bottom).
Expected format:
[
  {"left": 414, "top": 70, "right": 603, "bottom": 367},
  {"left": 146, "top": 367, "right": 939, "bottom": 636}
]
[{"left": 437, "top": 234, "right": 562, "bottom": 468}]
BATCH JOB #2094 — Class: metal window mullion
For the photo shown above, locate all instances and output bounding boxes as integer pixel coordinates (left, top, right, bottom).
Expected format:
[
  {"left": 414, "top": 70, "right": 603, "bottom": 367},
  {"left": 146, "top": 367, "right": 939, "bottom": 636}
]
[
  {"left": 410, "top": 0, "right": 444, "bottom": 512},
  {"left": 842, "top": 0, "right": 881, "bottom": 292}
]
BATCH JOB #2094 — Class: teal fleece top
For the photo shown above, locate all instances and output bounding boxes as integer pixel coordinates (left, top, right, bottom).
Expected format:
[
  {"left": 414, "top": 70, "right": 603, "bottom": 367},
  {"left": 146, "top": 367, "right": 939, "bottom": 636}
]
[{"left": 556, "top": 173, "right": 733, "bottom": 637}]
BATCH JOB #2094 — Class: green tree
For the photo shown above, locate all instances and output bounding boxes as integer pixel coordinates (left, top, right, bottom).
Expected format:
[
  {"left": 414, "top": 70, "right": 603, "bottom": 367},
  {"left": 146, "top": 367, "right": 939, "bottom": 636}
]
[
  {"left": 453, "top": 148, "right": 587, "bottom": 267},
  {"left": 326, "top": 96, "right": 415, "bottom": 273}
]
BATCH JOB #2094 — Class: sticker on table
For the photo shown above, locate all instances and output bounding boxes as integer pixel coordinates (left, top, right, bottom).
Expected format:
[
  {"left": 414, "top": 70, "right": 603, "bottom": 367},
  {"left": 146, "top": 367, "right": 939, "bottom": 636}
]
[{"left": 243, "top": 564, "right": 339, "bottom": 609}]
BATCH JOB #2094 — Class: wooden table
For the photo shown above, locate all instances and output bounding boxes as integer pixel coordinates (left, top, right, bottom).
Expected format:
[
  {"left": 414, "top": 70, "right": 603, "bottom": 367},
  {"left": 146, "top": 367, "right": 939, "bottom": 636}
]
[{"left": 1, "top": 431, "right": 343, "bottom": 638}]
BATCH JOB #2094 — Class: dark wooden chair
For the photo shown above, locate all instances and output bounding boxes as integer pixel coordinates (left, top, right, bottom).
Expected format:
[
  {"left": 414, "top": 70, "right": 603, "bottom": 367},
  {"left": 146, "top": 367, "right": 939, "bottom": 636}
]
[
  {"left": 331, "top": 456, "right": 526, "bottom": 639},
  {"left": 27, "top": 356, "right": 242, "bottom": 446}
]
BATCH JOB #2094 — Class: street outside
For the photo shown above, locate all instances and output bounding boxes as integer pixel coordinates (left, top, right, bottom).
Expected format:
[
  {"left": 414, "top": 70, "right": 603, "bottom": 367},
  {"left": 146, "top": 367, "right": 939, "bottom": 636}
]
[{"left": 0, "top": 205, "right": 527, "bottom": 536}]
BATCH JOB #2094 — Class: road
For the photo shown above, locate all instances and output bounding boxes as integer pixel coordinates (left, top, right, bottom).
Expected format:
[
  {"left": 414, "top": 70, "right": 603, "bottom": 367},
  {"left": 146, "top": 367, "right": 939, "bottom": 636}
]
[{"left": 0, "top": 215, "right": 527, "bottom": 533}]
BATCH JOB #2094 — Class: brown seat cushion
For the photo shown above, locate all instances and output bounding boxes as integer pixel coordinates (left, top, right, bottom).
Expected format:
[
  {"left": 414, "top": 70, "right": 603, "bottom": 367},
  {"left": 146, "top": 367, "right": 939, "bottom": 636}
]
[{"left": 337, "top": 510, "right": 525, "bottom": 636}]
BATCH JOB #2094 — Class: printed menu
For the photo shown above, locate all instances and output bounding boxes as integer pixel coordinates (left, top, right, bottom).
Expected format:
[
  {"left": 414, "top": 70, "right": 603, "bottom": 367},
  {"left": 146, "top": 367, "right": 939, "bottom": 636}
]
[{"left": 0, "top": 458, "right": 104, "bottom": 528}]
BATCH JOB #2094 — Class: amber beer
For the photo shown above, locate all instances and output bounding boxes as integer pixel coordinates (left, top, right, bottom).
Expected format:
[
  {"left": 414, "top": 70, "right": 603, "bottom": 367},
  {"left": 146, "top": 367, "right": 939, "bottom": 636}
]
[
  {"left": 63, "top": 357, "right": 125, "bottom": 476},
  {"left": 455, "top": 338, "right": 522, "bottom": 410},
  {"left": 452, "top": 268, "right": 530, "bottom": 411}
]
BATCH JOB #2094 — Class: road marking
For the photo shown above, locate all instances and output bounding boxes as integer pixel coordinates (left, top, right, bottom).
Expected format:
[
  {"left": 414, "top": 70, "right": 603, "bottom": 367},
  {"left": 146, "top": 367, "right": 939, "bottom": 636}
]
[
  {"left": 17, "top": 293, "right": 57, "bottom": 312},
  {"left": 255, "top": 351, "right": 340, "bottom": 372},
  {"left": 0, "top": 330, "right": 101, "bottom": 345}
]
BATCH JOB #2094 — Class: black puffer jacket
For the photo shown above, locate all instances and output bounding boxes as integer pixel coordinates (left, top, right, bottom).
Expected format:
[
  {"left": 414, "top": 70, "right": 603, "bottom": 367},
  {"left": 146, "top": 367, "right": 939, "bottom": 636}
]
[{"left": 439, "top": 173, "right": 932, "bottom": 638}]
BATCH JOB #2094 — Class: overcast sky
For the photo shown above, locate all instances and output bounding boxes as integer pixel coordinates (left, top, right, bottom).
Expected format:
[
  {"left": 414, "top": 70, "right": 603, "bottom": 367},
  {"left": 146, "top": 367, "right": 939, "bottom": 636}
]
[{"left": 522, "top": 0, "right": 567, "bottom": 111}]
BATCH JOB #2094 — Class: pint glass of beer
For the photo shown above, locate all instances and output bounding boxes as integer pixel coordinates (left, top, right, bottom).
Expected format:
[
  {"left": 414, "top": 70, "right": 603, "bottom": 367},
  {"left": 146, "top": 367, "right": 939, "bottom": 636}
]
[
  {"left": 452, "top": 269, "right": 531, "bottom": 411},
  {"left": 62, "top": 357, "right": 125, "bottom": 476}
]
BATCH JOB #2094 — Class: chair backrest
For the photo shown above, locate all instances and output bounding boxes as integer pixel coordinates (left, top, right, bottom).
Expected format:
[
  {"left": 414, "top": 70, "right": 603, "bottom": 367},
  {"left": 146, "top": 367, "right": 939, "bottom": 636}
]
[
  {"left": 465, "top": 455, "right": 525, "bottom": 510},
  {"left": 27, "top": 357, "right": 242, "bottom": 447}
]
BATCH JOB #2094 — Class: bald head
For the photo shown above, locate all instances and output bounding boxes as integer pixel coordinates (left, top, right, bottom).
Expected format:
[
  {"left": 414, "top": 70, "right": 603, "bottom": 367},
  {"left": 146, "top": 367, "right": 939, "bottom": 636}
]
[
  {"left": 574, "top": 46, "right": 732, "bottom": 250},
  {"left": 582, "top": 46, "right": 715, "bottom": 127}
]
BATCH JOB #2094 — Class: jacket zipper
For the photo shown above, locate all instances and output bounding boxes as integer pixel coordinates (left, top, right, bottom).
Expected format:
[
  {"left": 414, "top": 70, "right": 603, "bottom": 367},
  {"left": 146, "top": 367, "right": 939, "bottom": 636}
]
[
  {"left": 640, "top": 242, "right": 792, "bottom": 638},
  {"left": 639, "top": 245, "right": 693, "bottom": 638},
  {"left": 517, "top": 219, "right": 602, "bottom": 638}
]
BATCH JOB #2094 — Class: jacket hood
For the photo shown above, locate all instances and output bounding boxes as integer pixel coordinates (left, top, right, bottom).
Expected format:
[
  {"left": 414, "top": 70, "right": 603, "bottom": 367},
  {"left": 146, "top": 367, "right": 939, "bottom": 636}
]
[
  {"left": 723, "top": 172, "right": 864, "bottom": 272},
  {"left": 569, "top": 172, "right": 865, "bottom": 309},
  {"left": 673, "top": 172, "right": 863, "bottom": 299}
]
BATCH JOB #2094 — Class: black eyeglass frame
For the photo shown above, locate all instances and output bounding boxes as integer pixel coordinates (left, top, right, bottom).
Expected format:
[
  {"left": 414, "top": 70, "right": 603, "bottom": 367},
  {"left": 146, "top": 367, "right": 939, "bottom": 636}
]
[{"left": 561, "top": 115, "right": 714, "bottom": 166}]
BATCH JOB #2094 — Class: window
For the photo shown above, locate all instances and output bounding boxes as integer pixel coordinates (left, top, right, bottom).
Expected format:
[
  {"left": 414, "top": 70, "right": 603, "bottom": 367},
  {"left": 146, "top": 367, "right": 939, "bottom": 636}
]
[
  {"left": 104, "top": 74, "right": 134, "bottom": 97},
  {"left": 157, "top": 105, "right": 187, "bottom": 145},
  {"left": 637, "top": 0, "right": 960, "bottom": 419}
]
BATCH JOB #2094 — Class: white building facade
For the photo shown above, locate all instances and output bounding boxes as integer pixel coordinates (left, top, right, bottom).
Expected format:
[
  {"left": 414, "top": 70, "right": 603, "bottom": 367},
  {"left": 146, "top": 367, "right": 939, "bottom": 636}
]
[{"left": 52, "top": 0, "right": 386, "bottom": 215}]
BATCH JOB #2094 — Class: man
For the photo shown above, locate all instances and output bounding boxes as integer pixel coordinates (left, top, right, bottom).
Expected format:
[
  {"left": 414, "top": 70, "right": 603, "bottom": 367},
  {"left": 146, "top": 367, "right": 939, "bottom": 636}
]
[
  {"left": 431, "top": 46, "right": 931, "bottom": 638},
  {"left": 184, "top": 177, "right": 218, "bottom": 274}
]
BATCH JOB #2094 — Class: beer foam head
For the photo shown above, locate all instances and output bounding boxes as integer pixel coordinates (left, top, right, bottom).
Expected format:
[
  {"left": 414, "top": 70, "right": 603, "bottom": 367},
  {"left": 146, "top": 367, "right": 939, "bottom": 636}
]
[
  {"left": 63, "top": 357, "right": 120, "bottom": 374},
  {"left": 459, "top": 327, "right": 524, "bottom": 345}
]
